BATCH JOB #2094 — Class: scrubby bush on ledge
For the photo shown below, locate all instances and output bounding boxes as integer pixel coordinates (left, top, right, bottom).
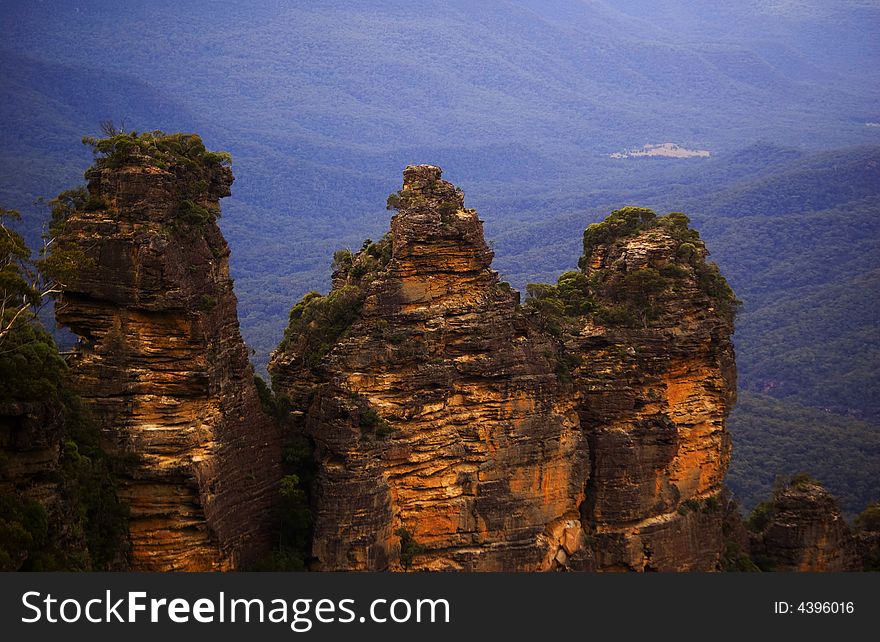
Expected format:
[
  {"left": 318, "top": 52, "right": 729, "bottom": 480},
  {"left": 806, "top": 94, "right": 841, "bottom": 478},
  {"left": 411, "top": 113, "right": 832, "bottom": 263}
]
[
  {"left": 526, "top": 207, "right": 739, "bottom": 331},
  {"left": 83, "top": 129, "right": 231, "bottom": 174}
]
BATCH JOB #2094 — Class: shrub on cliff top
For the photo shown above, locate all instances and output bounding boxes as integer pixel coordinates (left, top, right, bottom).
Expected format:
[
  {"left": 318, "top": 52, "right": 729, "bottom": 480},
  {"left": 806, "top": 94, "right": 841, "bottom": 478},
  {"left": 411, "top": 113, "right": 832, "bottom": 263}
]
[
  {"left": 55, "top": 130, "right": 231, "bottom": 234},
  {"left": 279, "top": 286, "right": 365, "bottom": 368},
  {"left": 83, "top": 129, "right": 231, "bottom": 174},
  {"left": 579, "top": 208, "right": 700, "bottom": 266},
  {"left": 787, "top": 472, "right": 817, "bottom": 490},
  {"left": 523, "top": 271, "right": 594, "bottom": 335},
  {"left": 578, "top": 206, "right": 657, "bottom": 267},
  {"left": 601, "top": 266, "right": 669, "bottom": 328},
  {"left": 576, "top": 207, "right": 739, "bottom": 322},
  {"left": 332, "top": 235, "right": 393, "bottom": 284}
]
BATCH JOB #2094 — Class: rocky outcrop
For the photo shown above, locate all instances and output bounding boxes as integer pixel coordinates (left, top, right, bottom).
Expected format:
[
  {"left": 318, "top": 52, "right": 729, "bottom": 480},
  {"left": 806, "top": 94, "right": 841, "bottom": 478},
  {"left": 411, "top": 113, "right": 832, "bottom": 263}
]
[
  {"left": 572, "top": 209, "right": 737, "bottom": 571},
  {"left": 749, "top": 478, "right": 860, "bottom": 571},
  {"left": 271, "top": 165, "right": 587, "bottom": 571},
  {"left": 53, "top": 133, "right": 280, "bottom": 571},
  {"left": 855, "top": 530, "right": 880, "bottom": 571},
  {"left": 269, "top": 165, "right": 737, "bottom": 571}
]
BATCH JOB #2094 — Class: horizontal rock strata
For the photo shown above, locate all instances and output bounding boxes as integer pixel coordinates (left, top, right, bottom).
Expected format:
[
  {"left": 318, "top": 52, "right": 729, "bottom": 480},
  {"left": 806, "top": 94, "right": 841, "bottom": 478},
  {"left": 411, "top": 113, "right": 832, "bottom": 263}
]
[
  {"left": 270, "top": 166, "right": 737, "bottom": 571},
  {"left": 55, "top": 138, "right": 280, "bottom": 570}
]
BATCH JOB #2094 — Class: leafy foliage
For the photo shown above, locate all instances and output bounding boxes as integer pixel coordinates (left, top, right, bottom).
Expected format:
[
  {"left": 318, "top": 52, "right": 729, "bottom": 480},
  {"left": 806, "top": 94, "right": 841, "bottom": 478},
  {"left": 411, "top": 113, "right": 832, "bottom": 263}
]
[
  {"left": 0, "top": 317, "right": 128, "bottom": 570},
  {"left": 386, "top": 191, "right": 402, "bottom": 210},
  {"left": 747, "top": 501, "right": 775, "bottom": 532},
  {"left": 2, "top": 207, "right": 89, "bottom": 347},
  {"left": 523, "top": 283, "right": 568, "bottom": 336},
  {"left": 82, "top": 130, "right": 230, "bottom": 174},
  {"left": 0, "top": 315, "right": 67, "bottom": 403},
  {"left": 395, "top": 527, "right": 425, "bottom": 570},
  {"left": 249, "top": 377, "right": 313, "bottom": 571},
  {"left": 526, "top": 208, "right": 737, "bottom": 331},
  {"left": 0, "top": 214, "right": 126, "bottom": 570},
  {"left": 58, "top": 396, "right": 129, "bottom": 570},
  {"left": 719, "top": 494, "right": 760, "bottom": 572},
  {"left": 747, "top": 474, "right": 829, "bottom": 544},
  {"left": 597, "top": 266, "right": 669, "bottom": 328},
  {"left": 279, "top": 234, "right": 394, "bottom": 368},
  {"left": 359, "top": 405, "right": 395, "bottom": 439},
  {"left": 854, "top": 502, "right": 880, "bottom": 533},
  {"left": 266, "top": 473, "right": 310, "bottom": 570},
  {"left": 584, "top": 208, "right": 738, "bottom": 323},
  {"left": 579, "top": 206, "right": 657, "bottom": 265},
  {"left": 277, "top": 286, "right": 364, "bottom": 368},
  {"left": 0, "top": 494, "right": 48, "bottom": 571},
  {"left": 75, "top": 130, "right": 233, "bottom": 234},
  {"left": 177, "top": 199, "right": 213, "bottom": 227},
  {"left": 523, "top": 270, "right": 594, "bottom": 335},
  {"left": 196, "top": 294, "right": 217, "bottom": 312},
  {"left": 0, "top": 208, "right": 38, "bottom": 309},
  {"left": 720, "top": 540, "right": 760, "bottom": 572},
  {"left": 2, "top": 199, "right": 90, "bottom": 352}
]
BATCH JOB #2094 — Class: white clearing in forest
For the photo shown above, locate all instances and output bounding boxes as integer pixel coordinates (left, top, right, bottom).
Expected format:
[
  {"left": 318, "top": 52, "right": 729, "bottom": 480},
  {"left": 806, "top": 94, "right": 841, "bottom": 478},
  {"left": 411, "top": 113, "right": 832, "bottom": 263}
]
[{"left": 610, "top": 143, "right": 710, "bottom": 159}]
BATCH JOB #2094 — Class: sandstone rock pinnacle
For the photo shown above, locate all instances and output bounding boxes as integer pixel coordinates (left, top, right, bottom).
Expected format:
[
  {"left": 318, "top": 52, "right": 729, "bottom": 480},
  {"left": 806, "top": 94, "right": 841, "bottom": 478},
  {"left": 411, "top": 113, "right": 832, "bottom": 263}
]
[{"left": 54, "top": 132, "right": 281, "bottom": 570}]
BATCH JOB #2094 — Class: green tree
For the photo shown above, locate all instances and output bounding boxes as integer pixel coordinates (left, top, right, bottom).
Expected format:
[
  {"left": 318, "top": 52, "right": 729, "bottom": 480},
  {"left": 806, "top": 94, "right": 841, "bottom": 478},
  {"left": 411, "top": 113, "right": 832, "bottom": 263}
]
[
  {"left": 395, "top": 527, "right": 426, "bottom": 570},
  {"left": 1, "top": 208, "right": 41, "bottom": 345},
  {"left": 1, "top": 206, "right": 89, "bottom": 348},
  {"left": 855, "top": 502, "right": 880, "bottom": 532}
]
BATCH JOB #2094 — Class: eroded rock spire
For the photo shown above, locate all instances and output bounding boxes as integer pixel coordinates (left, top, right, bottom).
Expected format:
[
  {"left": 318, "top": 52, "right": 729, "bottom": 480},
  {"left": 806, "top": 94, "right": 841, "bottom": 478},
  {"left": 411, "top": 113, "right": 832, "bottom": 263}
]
[{"left": 54, "top": 131, "right": 281, "bottom": 570}]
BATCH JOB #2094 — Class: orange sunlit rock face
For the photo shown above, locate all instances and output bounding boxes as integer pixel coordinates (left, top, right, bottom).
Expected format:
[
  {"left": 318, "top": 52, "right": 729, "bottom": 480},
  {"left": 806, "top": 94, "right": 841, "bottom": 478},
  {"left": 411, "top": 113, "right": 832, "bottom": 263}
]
[{"left": 271, "top": 166, "right": 737, "bottom": 571}]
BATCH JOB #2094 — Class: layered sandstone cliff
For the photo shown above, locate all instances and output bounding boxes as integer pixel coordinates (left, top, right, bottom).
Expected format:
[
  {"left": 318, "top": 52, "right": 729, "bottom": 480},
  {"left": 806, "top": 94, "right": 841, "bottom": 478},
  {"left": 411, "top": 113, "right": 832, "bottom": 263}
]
[
  {"left": 573, "top": 208, "right": 737, "bottom": 571},
  {"left": 749, "top": 478, "right": 860, "bottom": 571},
  {"left": 269, "top": 165, "right": 737, "bottom": 571},
  {"left": 53, "top": 133, "right": 280, "bottom": 570}
]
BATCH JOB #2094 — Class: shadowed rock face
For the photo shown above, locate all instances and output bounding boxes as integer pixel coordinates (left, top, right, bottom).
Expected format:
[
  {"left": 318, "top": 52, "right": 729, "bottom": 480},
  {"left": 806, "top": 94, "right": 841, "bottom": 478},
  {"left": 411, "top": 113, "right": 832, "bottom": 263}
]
[
  {"left": 270, "top": 165, "right": 737, "bottom": 571},
  {"left": 55, "top": 144, "right": 280, "bottom": 571},
  {"left": 750, "top": 481, "right": 860, "bottom": 572}
]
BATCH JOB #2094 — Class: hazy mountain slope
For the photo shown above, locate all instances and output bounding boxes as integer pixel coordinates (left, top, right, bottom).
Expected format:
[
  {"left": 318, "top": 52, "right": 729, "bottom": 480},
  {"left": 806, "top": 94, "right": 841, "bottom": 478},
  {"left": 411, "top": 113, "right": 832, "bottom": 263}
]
[
  {"left": 736, "top": 271, "right": 880, "bottom": 419},
  {"left": 685, "top": 150, "right": 880, "bottom": 422},
  {"left": 687, "top": 147, "right": 880, "bottom": 218},
  {"left": 728, "top": 393, "right": 880, "bottom": 516},
  {"left": 2, "top": 0, "right": 877, "bottom": 363},
  {"left": 0, "top": 49, "right": 197, "bottom": 247},
  {"left": 608, "top": 0, "right": 880, "bottom": 85}
]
